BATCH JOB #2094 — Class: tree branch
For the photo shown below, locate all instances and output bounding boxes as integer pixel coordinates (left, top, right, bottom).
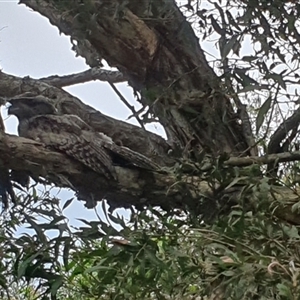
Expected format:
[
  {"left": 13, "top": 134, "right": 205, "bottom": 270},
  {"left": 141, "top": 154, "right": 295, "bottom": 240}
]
[
  {"left": 40, "top": 68, "right": 126, "bottom": 88},
  {"left": 107, "top": 81, "right": 146, "bottom": 129},
  {"left": 268, "top": 107, "right": 300, "bottom": 154},
  {"left": 0, "top": 131, "right": 205, "bottom": 211},
  {"left": 2, "top": 131, "right": 300, "bottom": 224},
  {"left": 4, "top": 1, "right": 300, "bottom": 226},
  {"left": 224, "top": 151, "right": 300, "bottom": 167}
]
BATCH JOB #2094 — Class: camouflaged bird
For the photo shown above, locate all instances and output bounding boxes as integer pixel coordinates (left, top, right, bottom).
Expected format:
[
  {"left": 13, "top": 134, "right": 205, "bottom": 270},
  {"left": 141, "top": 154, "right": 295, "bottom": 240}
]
[{"left": 8, "top": 97, "right": 158, "bottom": 180}]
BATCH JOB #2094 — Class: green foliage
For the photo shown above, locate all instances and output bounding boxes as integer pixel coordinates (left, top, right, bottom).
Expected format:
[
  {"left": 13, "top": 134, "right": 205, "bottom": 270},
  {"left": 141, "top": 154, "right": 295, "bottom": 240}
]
[
  {"left": 0, "top": 178, "right": 300, "bottom": 299},
  {"left": 193, "top": 0, "right": 300, "bottom": 144}
]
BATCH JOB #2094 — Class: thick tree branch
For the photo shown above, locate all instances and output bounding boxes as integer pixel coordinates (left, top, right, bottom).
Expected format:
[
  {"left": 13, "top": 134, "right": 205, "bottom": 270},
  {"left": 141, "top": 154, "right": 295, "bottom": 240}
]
[
  {"left": 2, "top": 1, "right": 299, "bottom": 227},
  {"left": 1, "top": 70, "right": 300, "bottom": 223},
  {"left": 268, "top": 107, "right": 300, "bottom": 154},
  {"left": 0, "top": 71, "right": 173, "bottom": 166},
  {"left": 1, "top": 131, "right": 300, "bottom": 223},
  {"left": 0, "top": 131, "right": 204, "bottom": 211}
]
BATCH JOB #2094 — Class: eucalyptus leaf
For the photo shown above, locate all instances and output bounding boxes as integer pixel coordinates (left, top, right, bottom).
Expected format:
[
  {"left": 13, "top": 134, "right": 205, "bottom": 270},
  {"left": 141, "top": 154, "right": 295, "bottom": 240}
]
[{"left": 256, "top": 97, "right": 272, "bottom": 134}]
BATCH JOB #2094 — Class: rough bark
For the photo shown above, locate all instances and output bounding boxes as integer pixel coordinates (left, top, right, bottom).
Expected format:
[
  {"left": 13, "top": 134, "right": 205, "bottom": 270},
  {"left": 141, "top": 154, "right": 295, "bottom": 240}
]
[
  {"left": 1, "top": 130, "right": 300, "bottom": 223},
  {"left": 0, "top": 131, "right": 207, "bottom": 211}
]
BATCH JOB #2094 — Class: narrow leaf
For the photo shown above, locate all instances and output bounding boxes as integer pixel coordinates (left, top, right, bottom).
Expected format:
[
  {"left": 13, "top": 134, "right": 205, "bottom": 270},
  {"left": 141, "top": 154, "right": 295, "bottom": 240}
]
[
  {"left": 222, "top": 35, "right": 239, "bottom": 59},
  {"left": 256, "top": 97, "right": 272, "bottom": 134},
  {"left": 62, "top": 198, "right": 74, "bottom": 210}
]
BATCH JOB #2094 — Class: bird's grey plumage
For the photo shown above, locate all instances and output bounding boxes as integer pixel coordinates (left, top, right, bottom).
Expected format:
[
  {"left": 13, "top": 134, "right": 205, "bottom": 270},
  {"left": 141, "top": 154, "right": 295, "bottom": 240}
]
[{"left": 8, "top": 97, "right": 158, "bottom": 180}]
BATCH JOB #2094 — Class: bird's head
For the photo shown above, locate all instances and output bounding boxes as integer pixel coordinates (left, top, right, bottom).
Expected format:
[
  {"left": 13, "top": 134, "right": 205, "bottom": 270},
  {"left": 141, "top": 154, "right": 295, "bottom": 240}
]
[{"left": 8, "top": 96, "right": 57, "bottom": 120}]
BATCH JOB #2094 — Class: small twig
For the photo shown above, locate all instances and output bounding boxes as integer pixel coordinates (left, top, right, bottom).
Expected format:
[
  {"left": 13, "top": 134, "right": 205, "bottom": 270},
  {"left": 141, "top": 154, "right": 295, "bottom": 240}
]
[
  {"left": 107, "top": 81, "right": 146, "bottom": 130},
  {"left": 204, "top": 150, "right": 300, "bottom": 170}
]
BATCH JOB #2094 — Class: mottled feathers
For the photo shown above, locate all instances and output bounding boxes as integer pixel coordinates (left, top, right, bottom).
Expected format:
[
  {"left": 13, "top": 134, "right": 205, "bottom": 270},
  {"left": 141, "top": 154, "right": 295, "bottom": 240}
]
[{"left": 8, "top": 97, "right": 158, "bottom": 180}]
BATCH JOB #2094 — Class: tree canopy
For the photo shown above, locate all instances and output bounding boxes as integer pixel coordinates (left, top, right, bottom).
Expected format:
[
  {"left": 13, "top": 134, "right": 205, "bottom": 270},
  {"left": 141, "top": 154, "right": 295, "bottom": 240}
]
[{"left": 1, "top": 0, "right": 300, "bottom": 299}]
